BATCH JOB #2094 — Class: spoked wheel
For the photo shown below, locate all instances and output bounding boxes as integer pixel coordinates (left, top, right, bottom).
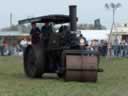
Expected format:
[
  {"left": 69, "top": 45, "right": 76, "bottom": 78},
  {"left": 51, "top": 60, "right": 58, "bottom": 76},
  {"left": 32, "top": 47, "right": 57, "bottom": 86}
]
[{"left": 24, "top": 45, "right": 45, "bottom": 78}]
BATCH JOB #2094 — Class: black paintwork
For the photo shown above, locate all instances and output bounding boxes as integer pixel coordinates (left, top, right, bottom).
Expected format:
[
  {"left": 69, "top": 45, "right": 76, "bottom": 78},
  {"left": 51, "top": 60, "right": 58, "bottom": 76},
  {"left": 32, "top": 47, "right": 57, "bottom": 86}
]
[
  {"left": 20, "top": 5, "right": 90, "bottom": 77},
  {"left": 19, "top": 15, "right": 71, "bottom": 24}
]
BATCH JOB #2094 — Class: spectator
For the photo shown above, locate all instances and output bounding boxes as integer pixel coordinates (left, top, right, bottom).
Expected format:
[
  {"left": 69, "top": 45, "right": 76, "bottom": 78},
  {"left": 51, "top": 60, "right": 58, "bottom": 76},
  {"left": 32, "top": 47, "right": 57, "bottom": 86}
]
[
  {"left": 0, "top": 38, "right": 4, "bottom": 56},
  {"left": 20, "top": 38, "right": 28, "bottom": 51},
  {"left": 3, "top": 40, "right": 9, "bottom": 56}
]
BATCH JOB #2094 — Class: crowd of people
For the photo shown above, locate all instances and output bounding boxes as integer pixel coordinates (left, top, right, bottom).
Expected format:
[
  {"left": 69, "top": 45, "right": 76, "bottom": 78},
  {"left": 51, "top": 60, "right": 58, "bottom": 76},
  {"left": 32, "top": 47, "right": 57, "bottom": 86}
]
[
  {"left": 87, "top": 39, "right": 128, "bottom": 57},
  {"left": 112, "top": 40, "right": 128, "bottom": 57},
  {"left": 0, "top": 38, "right": 31, "bottom": 56},
  {"left": 87, "top": 40, "right": 108, "bottom": 56},
  {"left": 1, "top": 37, "right": 128, "bottom": 58}
]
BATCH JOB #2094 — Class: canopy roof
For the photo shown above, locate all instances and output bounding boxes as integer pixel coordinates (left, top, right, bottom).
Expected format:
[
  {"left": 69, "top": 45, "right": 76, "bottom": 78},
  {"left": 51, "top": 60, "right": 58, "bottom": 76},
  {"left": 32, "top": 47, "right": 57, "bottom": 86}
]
[{"left": 18, "top": 15, "right": 71, "bottom": 24}]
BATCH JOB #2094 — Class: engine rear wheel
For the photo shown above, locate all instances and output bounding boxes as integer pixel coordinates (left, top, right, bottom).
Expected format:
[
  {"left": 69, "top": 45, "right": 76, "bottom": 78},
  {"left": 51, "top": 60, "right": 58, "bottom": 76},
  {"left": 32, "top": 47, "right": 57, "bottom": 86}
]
[{"left": 24, "top": 45, "right": 45, "bottom": 78}]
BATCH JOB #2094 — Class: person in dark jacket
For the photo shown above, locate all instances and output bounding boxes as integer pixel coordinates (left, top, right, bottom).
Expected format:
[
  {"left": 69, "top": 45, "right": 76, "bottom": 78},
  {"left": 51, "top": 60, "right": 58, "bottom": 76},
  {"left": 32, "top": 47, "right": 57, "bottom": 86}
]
[
  {"left": 30, "top": 22, "right": 41, "bottom": 44},
  {"left": 41, "top": 22, "right": 50, "bottom": 32},
  {"left": 41, "top": 22, "right": 52, "bottom": 47},
  {"left": 30, "top": 22, "right": 40, "bottom": 35},
  {"left": 41, "top": 22, "right": 53, "bottom": 38}
]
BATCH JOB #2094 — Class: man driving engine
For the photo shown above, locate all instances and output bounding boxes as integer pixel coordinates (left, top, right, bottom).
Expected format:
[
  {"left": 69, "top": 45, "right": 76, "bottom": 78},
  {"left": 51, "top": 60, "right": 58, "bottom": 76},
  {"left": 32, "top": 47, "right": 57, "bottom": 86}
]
[{"left": 30, "top": 22, "right": 41, "bottom": 44}]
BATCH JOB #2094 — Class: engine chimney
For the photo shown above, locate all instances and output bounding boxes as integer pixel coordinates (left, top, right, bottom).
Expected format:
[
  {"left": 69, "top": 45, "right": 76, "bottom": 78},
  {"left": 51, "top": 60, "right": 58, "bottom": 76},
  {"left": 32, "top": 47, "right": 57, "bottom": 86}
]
[{"left": 69, "top": 5, "right": 77, "bottom": 32}]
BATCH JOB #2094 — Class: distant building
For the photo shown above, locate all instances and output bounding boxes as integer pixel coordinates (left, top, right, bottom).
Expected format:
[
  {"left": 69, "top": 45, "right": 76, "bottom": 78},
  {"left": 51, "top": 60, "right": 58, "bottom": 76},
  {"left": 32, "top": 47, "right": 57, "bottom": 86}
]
[
  {"left": 77, "top": 19, "right": 106, "bottom": 30},
  {"left": 0, "top": 31, "right": 29, "bottom": 45},
  {"left": 94, "top": 19, "right": 102, "bottom": 29},
  {"left": 111, "top": 23, "right": 128, "bottom": 43}
]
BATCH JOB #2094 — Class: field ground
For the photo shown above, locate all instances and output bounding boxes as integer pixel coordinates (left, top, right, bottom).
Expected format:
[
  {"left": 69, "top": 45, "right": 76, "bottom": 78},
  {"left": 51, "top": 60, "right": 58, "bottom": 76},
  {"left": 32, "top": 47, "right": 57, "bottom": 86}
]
[{"left": 0, "top": 56, "right": 128, "bottom": 96}]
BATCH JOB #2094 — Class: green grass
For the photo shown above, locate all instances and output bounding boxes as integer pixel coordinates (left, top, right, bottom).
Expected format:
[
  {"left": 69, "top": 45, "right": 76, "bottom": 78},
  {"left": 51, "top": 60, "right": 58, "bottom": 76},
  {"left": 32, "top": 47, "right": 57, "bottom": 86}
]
[{"left": 0, "top": 56, "right": 128, "bottom": 96}]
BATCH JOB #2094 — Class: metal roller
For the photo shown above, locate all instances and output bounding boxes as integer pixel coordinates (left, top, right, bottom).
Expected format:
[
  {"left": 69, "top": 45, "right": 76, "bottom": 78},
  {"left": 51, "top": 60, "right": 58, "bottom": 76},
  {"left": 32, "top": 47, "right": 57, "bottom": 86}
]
[{"left": 63, "top": 50, "right": 99, "bottom": 82}]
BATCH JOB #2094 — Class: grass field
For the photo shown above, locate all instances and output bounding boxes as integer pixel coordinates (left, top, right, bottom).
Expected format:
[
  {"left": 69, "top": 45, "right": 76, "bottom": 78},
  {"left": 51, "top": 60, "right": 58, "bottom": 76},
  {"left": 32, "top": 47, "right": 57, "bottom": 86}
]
[{"left": 0, "top": 56, "right": 128, "bottom": 96}]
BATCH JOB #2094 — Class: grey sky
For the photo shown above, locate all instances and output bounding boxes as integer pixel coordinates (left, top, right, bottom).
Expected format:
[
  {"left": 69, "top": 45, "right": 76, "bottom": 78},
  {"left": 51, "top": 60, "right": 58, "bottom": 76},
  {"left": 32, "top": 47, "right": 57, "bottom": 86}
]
[{"left": 0, "top": 0, "right": 128, "bottom": 28}]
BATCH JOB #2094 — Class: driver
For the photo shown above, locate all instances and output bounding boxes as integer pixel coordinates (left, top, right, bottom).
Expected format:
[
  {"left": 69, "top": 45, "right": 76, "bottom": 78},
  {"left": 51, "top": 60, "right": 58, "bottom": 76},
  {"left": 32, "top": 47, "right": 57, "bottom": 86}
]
[
  {"left": 41, "top": 22, "right": 53, "bottom": 34},
  {"left": 30, "top": 22, "right": 41, "bottom": 44},
  {"left": 30, "top": 22, "right": 40, "bottom": 35},
  {"left": 41, "top": 22, "right": 53, "bottom": 46}
]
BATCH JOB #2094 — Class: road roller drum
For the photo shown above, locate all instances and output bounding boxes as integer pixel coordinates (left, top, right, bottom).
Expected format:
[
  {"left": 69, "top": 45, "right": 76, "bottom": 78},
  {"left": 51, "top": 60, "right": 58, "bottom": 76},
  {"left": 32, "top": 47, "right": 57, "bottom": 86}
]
[{"left": 63, "top": 50, "right": 99, "bottom": 82}]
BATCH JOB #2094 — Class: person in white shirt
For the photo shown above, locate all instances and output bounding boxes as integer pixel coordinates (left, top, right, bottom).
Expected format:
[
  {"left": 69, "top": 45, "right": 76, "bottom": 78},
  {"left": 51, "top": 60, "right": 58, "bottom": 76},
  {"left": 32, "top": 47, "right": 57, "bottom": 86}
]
[{"left": 20, "top": 38, "right": 28, "bottom": 51}]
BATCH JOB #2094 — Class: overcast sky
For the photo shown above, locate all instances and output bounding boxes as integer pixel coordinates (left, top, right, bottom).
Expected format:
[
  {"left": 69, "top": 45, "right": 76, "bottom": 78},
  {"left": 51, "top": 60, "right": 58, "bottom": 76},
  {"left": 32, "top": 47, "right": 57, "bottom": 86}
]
[{"left": 0, "top": 0, "right": 128, "bottom": 28}]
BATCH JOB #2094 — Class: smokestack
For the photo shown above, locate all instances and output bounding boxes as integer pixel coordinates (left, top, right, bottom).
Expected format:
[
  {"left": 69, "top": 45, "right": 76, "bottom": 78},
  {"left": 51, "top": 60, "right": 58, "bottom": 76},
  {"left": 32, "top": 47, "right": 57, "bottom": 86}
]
[{"left": 69, "top": 5, "right": 77, "bottom": 32}]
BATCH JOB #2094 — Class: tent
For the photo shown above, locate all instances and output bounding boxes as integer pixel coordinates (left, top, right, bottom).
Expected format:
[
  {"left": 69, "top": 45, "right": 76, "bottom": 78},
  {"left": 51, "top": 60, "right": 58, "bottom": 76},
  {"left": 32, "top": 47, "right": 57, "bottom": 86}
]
[{"left": 81, "top": 30, "right": 110, "bottom": 41}]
